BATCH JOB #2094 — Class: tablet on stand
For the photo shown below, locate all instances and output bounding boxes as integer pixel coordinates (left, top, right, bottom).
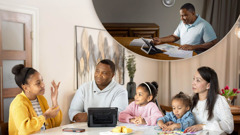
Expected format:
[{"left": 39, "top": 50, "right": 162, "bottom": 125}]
[{"left": 141, "top": 37, "right": 163, "bottom": 55}]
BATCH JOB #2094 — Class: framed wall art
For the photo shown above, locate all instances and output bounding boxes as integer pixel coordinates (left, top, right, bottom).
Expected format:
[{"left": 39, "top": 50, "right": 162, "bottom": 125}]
[{"left": 75, "top": 26, "right": 125, "bottom": 88}]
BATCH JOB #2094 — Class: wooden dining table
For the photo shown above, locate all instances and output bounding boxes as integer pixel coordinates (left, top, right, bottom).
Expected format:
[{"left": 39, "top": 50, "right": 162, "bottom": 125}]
[{"left": 114, "top": 37, "right": 197, "bottom": 60}]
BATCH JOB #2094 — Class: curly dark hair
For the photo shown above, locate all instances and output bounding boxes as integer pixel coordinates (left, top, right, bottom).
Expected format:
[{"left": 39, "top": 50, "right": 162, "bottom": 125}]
[
  {"left": 12, "top": 64, "right": 37, "bottom": 90},
  {"left": 138, "top": 81, "right": 159, "bottom": 102},
  {"left": 172, "top": 92, "right": 192, "bottom": 108}
]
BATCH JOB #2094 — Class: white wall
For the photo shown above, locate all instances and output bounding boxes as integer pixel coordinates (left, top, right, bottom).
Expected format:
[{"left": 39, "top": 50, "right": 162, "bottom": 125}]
[
  {"left": 93, "top": 0, "right": 205, "bottom": 37},
  {"left": 125, "top": 50, "right": 159, "bottom": 87},
  {"left": 0, "top": 0, "right": 159, "bottom": 125}
]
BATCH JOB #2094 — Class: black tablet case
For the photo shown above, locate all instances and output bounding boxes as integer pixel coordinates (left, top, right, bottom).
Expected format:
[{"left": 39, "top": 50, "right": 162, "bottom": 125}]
[{"left": 88, "top": 107, "right": 118, "bottom": 127}]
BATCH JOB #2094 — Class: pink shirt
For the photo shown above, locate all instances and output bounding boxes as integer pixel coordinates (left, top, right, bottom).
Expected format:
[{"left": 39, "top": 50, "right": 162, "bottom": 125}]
[{"left": 118, "top": 101, "right": 163, "bottom": 126}]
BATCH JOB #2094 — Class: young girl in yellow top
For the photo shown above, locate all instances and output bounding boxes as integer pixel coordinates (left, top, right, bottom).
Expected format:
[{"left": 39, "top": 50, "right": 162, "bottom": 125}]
[{"left": 9, "top": 64, "right": 62, "bottom": 135}]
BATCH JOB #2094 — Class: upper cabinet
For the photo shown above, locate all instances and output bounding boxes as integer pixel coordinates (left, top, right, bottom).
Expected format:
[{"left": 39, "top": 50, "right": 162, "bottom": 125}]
[{"left": 103, "top": 23, "right": 159, "bottom": 38}]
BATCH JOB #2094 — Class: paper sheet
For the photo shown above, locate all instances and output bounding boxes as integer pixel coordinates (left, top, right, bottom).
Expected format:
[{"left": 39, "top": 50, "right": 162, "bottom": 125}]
[
  {"left": 130, "top": 39, "right": 193, "bottom": 58},
  {"left": 156, "top": 44, "right": 193, "bottom": 59}
]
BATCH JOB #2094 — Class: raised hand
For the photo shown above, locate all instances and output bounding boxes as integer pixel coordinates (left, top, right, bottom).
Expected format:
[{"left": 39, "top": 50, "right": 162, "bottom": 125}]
[
  {"left": 43, "top": 106, "right": 60, "bottom": 119},
  {"left": 51, "top": 80, "right": 60, "bottom": 107}
]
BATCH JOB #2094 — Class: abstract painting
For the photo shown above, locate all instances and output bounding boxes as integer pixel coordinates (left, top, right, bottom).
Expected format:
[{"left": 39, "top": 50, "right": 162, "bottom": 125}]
[{"left": 75, "top": 26, "right": 125, "bottom": 88}]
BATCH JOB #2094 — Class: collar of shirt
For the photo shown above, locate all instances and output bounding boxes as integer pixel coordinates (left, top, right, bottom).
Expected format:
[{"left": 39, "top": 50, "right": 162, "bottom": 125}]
[
  {"left": 185, "top": 14, "right": 201, "bottom": 29},
  {"left": 181, "top": 110, "right": 192, "bottom": 119},
  {"left": 93, "top": 80, "right": 116, "bottom": 93},
  {"left": 168, "top": 110, "right": 192, "bottom": 121}
]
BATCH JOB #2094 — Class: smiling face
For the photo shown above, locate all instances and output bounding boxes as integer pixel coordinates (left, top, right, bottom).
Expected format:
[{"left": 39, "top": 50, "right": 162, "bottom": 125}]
[
  {"left": 192, "top": 71, "right": 210, "bottom": 95},
  {"left": 134, "top": 86, "right": 152, "bottom": 106},
  {"left": 23, "top": 72, "right": 45, "bottom": 99},
  {"left": 94, "top": 63, "right": 114, "bottom": 90},
  {"left": 180, "top": 8, "right": 196, "bottom": 24},
  {"left": 172, "top": 99, "right": 190, "bottom": 119}
]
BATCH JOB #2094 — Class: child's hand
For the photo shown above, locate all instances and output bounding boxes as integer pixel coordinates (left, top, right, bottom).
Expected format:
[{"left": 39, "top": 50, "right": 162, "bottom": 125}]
[
  {"left": 164, "top": 123, "right": 180, "bottom": 131},
  {"left": 43, "top": 106, "right": 60, "bottom": 119},
  {"left": 130, "top": 118, "right": 136, "bottom": 124},
  {"left": 130, "top": 118, "right": 140, "bottom": 125},
  {"left": 51, "top": 80, "right": 60, "bottom": 108},
  {"left": 166, "top": 121, "right": 174, "bottom": 126},
  {"left": 184, "top": 124, "right": 204, "bottom": 133},
  {"left": 157, "top": 120, "right": 167, "bottom": 129},
  {"left": 135, "top": 116, "right": 146, "bottom": 125}
]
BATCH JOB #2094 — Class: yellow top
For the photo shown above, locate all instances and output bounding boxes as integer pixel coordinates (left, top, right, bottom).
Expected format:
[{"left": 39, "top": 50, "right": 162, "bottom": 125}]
[{"left": 9, "top": 92, "right": 62, "bottom": 135}]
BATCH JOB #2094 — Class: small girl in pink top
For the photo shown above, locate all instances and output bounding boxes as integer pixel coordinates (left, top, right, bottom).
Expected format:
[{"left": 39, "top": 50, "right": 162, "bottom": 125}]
[{"left": 119, "top": 81, "right": 163, "bottom": 126}]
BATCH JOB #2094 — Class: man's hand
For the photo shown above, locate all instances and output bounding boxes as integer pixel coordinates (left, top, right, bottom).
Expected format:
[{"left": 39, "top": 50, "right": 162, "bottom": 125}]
[
  {"left": 152, "top": 37, "right": 162, "bottom": 45},
  {"left": 178, "top": 44, "right": 195, "bottom": 51},
  {"left": 73, "top": 113, "right": 88, "bottom": 122}
]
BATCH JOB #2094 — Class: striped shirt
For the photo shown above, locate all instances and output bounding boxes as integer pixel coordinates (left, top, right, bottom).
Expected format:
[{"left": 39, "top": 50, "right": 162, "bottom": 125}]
[{"left": 30, "top": 98, "right": 46, "bottom": 131}]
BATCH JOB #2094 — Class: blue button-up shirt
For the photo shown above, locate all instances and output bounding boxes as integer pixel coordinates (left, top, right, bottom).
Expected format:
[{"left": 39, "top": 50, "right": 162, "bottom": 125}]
[{"left": 157, "top": 110, "right": 195, "bottom": 130}]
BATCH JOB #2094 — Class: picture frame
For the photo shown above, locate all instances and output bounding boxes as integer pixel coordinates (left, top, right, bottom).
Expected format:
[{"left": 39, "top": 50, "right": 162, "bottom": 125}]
[{"left": 75, "top": 26, "right": 125, "bottom": 88}]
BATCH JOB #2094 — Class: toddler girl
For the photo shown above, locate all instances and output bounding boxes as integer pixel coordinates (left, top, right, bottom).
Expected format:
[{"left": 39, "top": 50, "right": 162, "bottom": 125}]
[
  {"left": 119, "top": 81, "right": 163, "bottom": 126},
  {"left": 157, "top": 92, "right": 195, "bottom": 131}
]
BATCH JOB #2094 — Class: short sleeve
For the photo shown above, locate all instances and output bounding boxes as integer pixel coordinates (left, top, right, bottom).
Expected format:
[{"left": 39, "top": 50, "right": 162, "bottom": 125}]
[
  {"left": 173, "top": 21, "right": 182, "bottom": 37},
  {"left": 202, "top": 22, "right": 217, "bottom": 42}
]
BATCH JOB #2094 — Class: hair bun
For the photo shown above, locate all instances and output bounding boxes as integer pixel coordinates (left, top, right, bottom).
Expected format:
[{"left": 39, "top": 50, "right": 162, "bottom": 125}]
[
  {"left": 151, "top": 81, "right": 158, "bottom": 89},
  {"left": 179, "top": 91, "right": 184, "bottom": 94},
  {"left": 12, "top": 64, "right": 25, "bottom": 75}
]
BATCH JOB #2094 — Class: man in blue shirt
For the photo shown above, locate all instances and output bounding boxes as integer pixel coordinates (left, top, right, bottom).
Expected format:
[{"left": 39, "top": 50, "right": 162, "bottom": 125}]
[{"left": 153, "top": 3, "right": 217, "bottom": 54}]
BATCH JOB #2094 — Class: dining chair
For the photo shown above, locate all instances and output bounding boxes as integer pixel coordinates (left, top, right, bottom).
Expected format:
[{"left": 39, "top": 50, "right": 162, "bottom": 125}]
[
  {"left": 159, "top": 104, "right": 172, "bottom": 115},
  {"left": 154, "top": 99, "right": 172, "bottom": 115},
  {"left": 0, "top": 122, "right": 8, "bottom": 135}
]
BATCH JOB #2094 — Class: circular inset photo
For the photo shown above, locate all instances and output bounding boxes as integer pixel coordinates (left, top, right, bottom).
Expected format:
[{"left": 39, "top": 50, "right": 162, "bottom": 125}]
[{"left": 93, "top": 0, "right": 239, "bottom": 60}]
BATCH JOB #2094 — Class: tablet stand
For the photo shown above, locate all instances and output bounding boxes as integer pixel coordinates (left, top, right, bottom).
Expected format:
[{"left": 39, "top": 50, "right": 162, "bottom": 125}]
[{"left": 141, "top": 38, "right": 163, "bottom": 55}]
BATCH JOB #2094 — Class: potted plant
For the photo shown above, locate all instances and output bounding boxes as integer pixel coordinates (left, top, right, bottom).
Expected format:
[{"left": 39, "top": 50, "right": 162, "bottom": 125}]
[
  {"left": 126, "top": 55, "right": 136, "bottom": 99},
  {"left": 220, "top": 85, "right": 240, "bottom": 105}
]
